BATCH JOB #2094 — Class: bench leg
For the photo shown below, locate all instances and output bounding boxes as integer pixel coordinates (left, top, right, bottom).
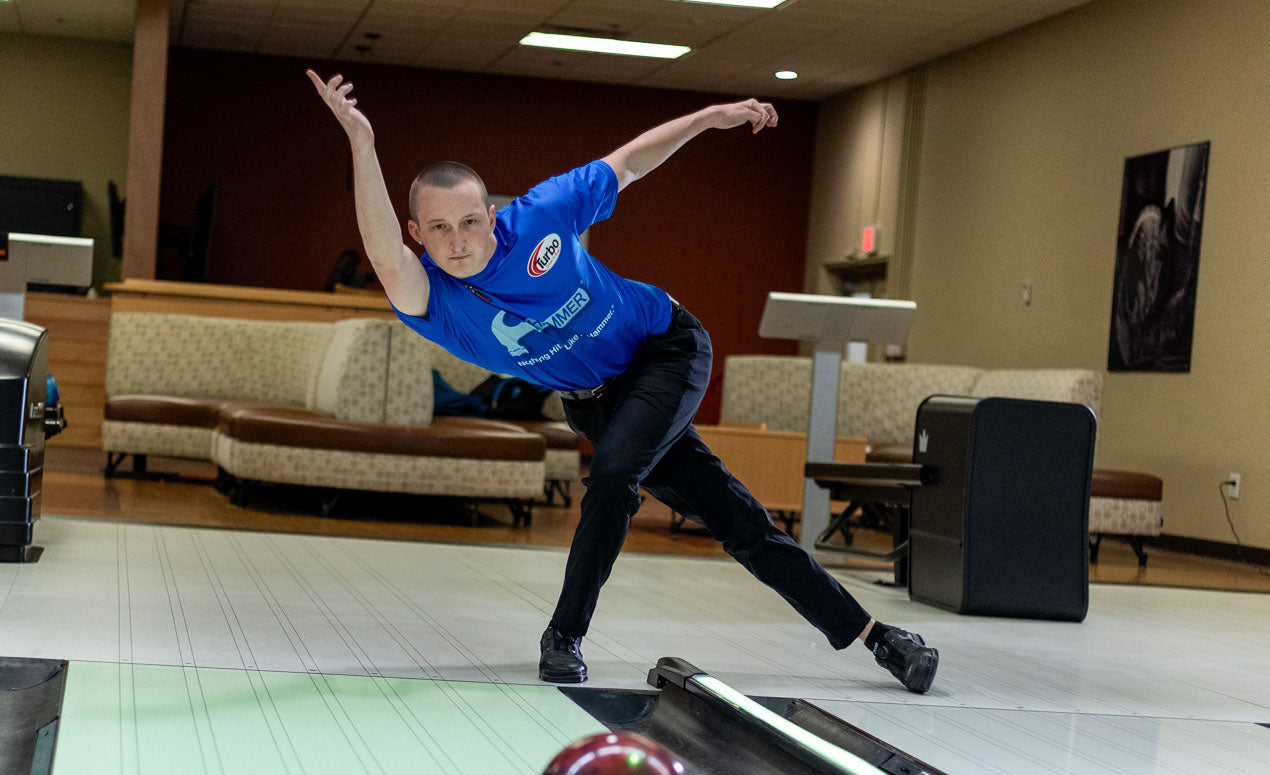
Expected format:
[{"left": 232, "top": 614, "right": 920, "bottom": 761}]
[
  {"left": 1128, "top": 535, "right": 1149, "bottom": 567},
  {"left": 104, "top": 453, "right": 127, "bottom": 478},
  {"left": 229, "top": 479, "right": 252, "bottom": 508},
  {"left": 542, "top": 480, "right": 571, "bottom": 508},
  {"left": 504, "top": 499, "right": 533, "bottom": 527},
  {"left": 319, "top": 490, "right": 344, "bottom": 519}
]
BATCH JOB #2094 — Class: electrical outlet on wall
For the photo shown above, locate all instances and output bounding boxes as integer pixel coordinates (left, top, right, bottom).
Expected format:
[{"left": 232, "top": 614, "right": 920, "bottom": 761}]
[{"left": 1227, "top": 473, "right": 1241, "bottom": 500}]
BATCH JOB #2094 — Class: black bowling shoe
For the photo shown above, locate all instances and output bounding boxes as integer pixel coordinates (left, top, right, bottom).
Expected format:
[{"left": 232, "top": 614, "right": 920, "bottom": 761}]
[
  {"left": 539, "top": 626, "right": 587, "bottom": 683},
  {"left": 874, "top": 628, "right": 939, "bottom": 693}
]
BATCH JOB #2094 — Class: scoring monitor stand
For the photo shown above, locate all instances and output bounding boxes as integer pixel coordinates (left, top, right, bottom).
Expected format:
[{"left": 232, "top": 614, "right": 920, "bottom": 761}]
[{"left": 757, "top": 292, "right": 916, "bottom": 552}]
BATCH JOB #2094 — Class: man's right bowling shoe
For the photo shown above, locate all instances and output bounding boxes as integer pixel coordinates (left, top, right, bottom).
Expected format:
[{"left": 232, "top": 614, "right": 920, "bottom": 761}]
[
  {"left": 539, "top": 626, "right": 587, "bottom": 683},
  {"left": 873, "top": 628, "right": 939, "bottom": 693}
]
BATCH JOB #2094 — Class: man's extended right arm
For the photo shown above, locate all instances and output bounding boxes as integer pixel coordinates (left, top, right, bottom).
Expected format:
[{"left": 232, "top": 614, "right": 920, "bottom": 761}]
[{"left": 306, "top": 70, "right": 429, "bottom": 316}]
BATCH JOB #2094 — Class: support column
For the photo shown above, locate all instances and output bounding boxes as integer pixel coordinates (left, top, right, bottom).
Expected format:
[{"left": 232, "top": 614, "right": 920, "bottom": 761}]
[
  {"left": 800, "top": 343, "right": 842, "bottom": 551},
  {"left": 120, "top": 0, "right": 170, "bottom": 280}
]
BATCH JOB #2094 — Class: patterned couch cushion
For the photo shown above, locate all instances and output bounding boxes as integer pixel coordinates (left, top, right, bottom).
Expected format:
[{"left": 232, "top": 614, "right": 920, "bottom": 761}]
[
  {"left": 839, "top": 363, "right": 983, "bottom": 444},
  {"left": 385, "top": 323, "right": 437, "bottom": 426},
  {"left": 970, "top": 369, "right": 1103, "bottom": 419},
  {"left": 312, "top": 318, "right": 393, "bottom": 422},
  {"left": 428, "top": 340, "right": 498, "bottom": 394},
  {"left": 106, "top": 313, "right": 333, "bottom": 406},
  {"left": 720, "top": 356, "right": 812, "bottom": 432},
  {"left": 721, "top": 356, "right": 1102, "bottom": 448}
]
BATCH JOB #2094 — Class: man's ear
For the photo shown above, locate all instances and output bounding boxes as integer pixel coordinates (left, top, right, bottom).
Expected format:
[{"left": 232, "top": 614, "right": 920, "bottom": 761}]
[
  {"left": 487, "top": 204, "right": 496, "bottom": 230},
  {"left": 406, "top": 220, "right": 423, "bottom": 245}
]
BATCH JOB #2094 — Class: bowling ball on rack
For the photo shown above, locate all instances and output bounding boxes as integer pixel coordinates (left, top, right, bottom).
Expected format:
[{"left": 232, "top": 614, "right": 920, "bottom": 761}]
[{"left": 542, "top": 731, "right": 685, "bottom": 775}]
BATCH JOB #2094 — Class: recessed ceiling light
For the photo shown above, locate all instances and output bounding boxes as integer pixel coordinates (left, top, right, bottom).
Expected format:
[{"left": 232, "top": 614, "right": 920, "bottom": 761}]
[
  {"left": 676, "top": 0, "right": 787, "bottom": 8},
  {"left": 775, "top": 70, "right": 798, "bottom": 80},
  {"left": 520, "top": 32, "right": 690, "bottom": 59}
]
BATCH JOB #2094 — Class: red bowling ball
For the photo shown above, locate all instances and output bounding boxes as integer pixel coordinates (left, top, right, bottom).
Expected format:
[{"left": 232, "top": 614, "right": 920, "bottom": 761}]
[{"left": 543, "top": 731, "right": 685, "bottom": 775}]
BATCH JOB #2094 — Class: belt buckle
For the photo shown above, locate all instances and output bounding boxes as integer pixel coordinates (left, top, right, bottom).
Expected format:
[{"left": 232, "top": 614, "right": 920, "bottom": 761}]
[{"left": 566, "top": 383, "right": 606, "bottom": 401}]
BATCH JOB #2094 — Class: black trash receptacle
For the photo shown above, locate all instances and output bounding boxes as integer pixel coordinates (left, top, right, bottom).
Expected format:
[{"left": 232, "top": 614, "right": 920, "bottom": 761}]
[{"left": 0, "top": 318, "right": 64, "bottom": 563}]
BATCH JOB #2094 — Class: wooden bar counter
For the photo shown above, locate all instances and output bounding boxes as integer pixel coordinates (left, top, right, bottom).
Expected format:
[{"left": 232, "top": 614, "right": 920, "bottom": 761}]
[{"left": 103, "top": 278, "right": 396, "bottom": 322}]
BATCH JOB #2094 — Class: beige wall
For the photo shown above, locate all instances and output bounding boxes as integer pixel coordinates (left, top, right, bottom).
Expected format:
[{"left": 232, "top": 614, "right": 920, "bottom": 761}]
[
  {"left": 805, "top": 74, "right": 914, "bottom": 297},
  {"left": 0, "top": 33, "right": 133, "bottom": 289},
  {"left": 899, "top": 0, "right": 1269, "bottom": 547}
]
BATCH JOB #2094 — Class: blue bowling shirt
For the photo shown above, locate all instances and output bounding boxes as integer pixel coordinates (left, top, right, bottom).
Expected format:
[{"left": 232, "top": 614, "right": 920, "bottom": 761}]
[{"left": 393, "top": 160, "right": 674, "bottom": 392}]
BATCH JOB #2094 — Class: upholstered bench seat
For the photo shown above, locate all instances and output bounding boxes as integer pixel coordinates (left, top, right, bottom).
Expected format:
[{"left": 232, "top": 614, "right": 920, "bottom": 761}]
[
  {"left": 103, "top": 313, "right": 573, "bottom": 524},
  {"left": 103, "top": 395, "right": 227, "bottom": 463},
  {"left": 214, "top": 408, "right": 546, "bottom": 503},
  {"left": 1089, "top": 469, "right": 1163, "bottom": 566},
  {"left": 1091, "top": 469, "right": 1162, "bottom": 501}
]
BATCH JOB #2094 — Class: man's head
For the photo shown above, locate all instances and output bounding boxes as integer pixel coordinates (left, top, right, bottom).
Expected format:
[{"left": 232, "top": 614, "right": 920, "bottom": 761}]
[{"left": 406, "top": 162, "right": 497, "bottom": 279}]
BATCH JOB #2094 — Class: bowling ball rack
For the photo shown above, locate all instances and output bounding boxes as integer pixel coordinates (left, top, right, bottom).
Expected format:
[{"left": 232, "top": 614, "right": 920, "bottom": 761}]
[{"left": 561, "top": 657, "right": 942, "bottom": 775}]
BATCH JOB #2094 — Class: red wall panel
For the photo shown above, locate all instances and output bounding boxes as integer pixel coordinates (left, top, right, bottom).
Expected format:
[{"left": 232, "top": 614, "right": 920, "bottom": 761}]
[{"left": 160, "top": 50, "right": 816, "bottom": 417}]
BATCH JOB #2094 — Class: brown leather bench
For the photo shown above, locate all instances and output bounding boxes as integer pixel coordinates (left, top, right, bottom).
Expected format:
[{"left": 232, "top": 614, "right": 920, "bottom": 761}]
[
  {"left": 213, "top": 407, "right": 546, "bottom": 524},
  {"left": 105, "top": 394, "right": 550, "bottom": 524}
]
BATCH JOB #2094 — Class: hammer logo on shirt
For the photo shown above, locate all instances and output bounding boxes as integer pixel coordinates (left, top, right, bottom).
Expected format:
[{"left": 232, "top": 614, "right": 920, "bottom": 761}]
[
  {"left": 527, "top": 233, "right": 562, "bottom": 277},
  {"left": 490, "top": 288, "right": 590, "bottom": 356}
]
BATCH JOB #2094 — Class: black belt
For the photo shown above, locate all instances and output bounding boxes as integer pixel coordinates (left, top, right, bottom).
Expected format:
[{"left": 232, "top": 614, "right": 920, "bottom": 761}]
[{"left": 561, "top": 383, "right": 609, "bottom": 401}]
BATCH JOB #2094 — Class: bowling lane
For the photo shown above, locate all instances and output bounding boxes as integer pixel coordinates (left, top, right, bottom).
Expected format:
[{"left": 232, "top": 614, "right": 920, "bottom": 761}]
[
  {"left": 5, "top": 516, "right": 1270, "bottom": 774},
  {"left": 54, "top": 661, "right": 607, "bottom": 775}
]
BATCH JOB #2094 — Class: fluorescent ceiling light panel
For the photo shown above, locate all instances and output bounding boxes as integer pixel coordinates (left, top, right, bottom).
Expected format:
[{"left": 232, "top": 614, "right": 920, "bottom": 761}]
[
  {"left": 775, "top": 70, "right": 798, "bottom": 80},
  {"left": 520, "top": 32, "right": 690, "bottom": 59},
  {"left": 675, "top": 0, "right": 787, "bottom": 8}
]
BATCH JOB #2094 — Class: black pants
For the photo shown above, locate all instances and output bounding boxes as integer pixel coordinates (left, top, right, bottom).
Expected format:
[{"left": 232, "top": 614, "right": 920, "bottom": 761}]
[{"left": 550, "top": 305, "right": 872, "bottom": 650}]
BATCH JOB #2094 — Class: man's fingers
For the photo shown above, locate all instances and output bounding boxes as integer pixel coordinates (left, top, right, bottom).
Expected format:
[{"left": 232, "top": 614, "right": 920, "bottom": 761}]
[{"left": 750, "top": 104, "right": 767, "bottom": 133}]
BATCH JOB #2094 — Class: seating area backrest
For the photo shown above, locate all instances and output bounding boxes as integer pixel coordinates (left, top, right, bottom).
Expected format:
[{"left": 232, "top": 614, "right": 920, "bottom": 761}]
[
  {"left": 312, "top": 319, "right": 393, "bottom": 422},
  {"left": 106, "top": 313, "right": 334, "bottom": 407},
  {"left": 384, "top": 324, "right": 437, "bottom": 426},
  {"left": 428, "top": 340, "right": 497, "bottom": 394},
  {"left": 721, "top": 355, "right": 1102, "bottom": 446},
  {"left": 719, "top": 356, "right": 812, "bottom": 432},
  {"left": 969, "top": 369, "right": 1103, "bottom": 420},
  {"left": 839, "top": 363, "right": 983, "bottom": 443}
]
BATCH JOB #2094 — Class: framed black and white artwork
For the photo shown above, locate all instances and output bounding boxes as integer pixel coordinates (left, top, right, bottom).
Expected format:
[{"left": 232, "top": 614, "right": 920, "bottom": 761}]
[{"left": 1108, "top": 141, "right": 1210, "bottom": 372}]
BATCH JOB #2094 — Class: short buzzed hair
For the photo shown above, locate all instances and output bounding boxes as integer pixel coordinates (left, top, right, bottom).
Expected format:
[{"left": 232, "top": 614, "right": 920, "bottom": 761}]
[{"left": 408, "top": 161, "right": 490, "bottom": 222}]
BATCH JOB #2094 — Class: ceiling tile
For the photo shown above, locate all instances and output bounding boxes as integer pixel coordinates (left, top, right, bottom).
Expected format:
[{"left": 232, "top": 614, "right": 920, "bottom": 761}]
[{"left": 12, "top": 0, "right": 1101, "bottom": 102}]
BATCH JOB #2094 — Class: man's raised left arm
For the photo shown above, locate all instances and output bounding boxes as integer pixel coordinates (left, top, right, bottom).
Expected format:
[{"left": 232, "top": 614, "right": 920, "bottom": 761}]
[{"left": 600, "top": 99, "right": 778, "bottom": 192}]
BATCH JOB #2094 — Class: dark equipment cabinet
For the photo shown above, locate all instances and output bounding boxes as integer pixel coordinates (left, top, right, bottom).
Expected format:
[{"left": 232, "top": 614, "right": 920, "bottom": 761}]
[
  {"left": 908, "top": 395, "right": 1096, "bottom": 621},
  {"left": 0, "top": 319, "right": 65, "bottom": 562}
]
